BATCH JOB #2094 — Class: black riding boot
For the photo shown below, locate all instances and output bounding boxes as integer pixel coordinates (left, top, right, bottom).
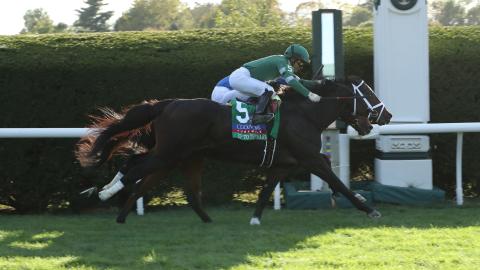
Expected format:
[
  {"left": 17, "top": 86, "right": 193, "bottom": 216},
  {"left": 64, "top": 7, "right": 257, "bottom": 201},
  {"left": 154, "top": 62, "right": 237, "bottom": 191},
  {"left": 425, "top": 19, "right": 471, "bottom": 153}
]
[{"left": 252, "top": 90, "right": 275, "bottom": 124}]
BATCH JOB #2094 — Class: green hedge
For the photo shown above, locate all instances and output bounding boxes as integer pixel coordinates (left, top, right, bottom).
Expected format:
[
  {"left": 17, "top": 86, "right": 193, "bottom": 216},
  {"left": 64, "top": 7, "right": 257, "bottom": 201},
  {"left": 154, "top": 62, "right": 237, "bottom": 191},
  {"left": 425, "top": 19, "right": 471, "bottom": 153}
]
[{"left": 0, "top": 27, "right": 479, "bottom": 212}]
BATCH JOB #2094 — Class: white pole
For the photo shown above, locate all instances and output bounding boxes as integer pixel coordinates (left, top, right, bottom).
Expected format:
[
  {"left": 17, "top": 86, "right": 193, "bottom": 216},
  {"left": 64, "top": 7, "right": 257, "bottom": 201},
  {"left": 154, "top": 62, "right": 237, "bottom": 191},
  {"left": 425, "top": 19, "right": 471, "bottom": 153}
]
[
  {"left": 136, "top": 197, "right": 145, "bottom": 215},
  {"left": 347, "top": 123, "right": 480, "bottom": 138},
  {"left": 338, "top": 134, "right": 350, "bottom": 188},
  {"left": 456, "top": 133, "right": 464, "bottom": 206},
  {"left": 0, "top": 128, "right": 95, "bottom": 138},
  {"left": 273, "top": 183, "right": 281, "bottom": 210}
]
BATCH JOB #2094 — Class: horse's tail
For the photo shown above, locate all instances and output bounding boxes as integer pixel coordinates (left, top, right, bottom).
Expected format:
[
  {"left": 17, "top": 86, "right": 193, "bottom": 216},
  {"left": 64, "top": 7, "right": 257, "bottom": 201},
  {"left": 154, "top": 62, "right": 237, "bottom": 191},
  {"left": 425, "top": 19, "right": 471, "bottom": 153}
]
[{"left": 75, "top": 99, "right": 174, "bottom": 168}]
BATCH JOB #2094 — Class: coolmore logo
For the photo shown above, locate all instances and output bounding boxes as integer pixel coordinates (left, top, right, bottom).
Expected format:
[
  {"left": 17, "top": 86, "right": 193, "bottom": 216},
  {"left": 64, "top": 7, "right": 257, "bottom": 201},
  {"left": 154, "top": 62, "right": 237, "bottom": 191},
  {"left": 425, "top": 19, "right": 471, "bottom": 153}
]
[{"left": 391, "top": 0, "right": 417, "bottom": 10}]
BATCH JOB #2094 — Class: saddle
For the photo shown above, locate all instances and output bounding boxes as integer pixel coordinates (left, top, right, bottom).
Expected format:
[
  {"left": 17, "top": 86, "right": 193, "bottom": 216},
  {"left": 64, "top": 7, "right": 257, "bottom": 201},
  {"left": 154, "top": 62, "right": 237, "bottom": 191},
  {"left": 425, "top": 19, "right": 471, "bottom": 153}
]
[{"left": 245, "top": 95, "right": 280, "bottom": 125}]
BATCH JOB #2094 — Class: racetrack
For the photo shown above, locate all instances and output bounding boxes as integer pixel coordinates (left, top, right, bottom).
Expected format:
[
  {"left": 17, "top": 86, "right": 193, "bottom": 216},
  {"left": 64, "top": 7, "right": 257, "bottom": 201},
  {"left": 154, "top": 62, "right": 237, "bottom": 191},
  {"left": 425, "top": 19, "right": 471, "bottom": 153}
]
[{"left": 1, "top": 202, "right": 479, "bottom": 270}]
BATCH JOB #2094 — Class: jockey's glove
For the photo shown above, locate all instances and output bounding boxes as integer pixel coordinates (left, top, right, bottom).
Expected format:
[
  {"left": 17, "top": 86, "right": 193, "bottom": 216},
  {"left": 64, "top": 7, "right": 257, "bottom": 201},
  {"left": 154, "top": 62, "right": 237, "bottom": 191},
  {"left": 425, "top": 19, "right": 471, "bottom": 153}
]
[{"left": 308, "top": 92, "right": 321, "bottom": 102}]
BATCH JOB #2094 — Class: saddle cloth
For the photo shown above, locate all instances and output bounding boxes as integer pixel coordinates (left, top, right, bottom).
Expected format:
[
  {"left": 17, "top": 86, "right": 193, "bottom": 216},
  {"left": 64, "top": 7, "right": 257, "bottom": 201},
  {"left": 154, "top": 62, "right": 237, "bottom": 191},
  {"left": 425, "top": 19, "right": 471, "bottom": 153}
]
[{"left": 230, "top": 99, "right": 280, "bottom": 141}]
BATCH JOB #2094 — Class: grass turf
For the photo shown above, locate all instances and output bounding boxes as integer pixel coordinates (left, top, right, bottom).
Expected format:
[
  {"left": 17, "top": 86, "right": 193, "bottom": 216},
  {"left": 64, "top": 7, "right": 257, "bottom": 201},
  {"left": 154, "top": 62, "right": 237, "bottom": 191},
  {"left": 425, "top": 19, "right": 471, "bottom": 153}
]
[{"left": 0, "top": 201, "right": 479, "bottom": 270}]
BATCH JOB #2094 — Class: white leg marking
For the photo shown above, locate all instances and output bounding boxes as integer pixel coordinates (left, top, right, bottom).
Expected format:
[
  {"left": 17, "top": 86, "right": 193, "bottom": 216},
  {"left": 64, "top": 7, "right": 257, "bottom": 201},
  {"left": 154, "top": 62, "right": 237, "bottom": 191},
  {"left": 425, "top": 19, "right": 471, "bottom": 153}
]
[
  {"left": 102, "top": 171, "right": 124, "bottom": 191},
  {"left": 98, "top": 181, "right": 124, "bottom": 201},
  {"left": 250, "top": 217, "right": 261, "bottom": 225},
  {"left": 355, "top": 193, "right": 367, "bottom": 203}
]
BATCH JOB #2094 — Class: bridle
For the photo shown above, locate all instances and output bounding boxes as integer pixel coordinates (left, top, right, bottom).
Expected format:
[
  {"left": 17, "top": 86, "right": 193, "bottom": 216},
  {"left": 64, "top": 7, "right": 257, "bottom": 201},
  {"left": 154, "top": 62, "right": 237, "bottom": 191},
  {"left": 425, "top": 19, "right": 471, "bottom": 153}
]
[
  {"left": 308, "top": 79, "right": 386, "bottom": 123},
  {"left": 351, "top": 80, "right": 386, "bottom": 123}
]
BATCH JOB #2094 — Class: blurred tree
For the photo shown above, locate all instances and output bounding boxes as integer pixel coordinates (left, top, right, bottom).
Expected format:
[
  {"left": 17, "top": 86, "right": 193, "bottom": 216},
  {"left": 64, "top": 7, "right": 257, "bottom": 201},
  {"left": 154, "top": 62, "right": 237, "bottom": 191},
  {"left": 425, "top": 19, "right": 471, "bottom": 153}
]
[
  {"left": 114, "top": 0, "right": 191, "bottom": 31},
  {"left": 54, "top": 23, "right": 69, "bottom": 32},
  {"left": 255, "top": 0, "right": 284, "bottom": 27},
  {"left": 466, "top": 5, "right": 480, "bottom": 25},
  {"left": 191, "top": 4, "right": 218, "bottom": 28},
  {"left": 21, "top": 8, "right": 68, "bottom": 34},
  {"left": 21, "top": 8, "right": 54, "bottom": 34},
  {"left": 215, "top": 0, "right": 283, "bottom": 28},
  {"left": 74, "top": 0, "right": 113, "bottom": 32},
  {"left": 289, "top": 0, "right": 359, "bottom": 27},
  {"left": 291, "top": 1, "right": 323, "bottom": 27},
  {"left": 344, "top": 6, "right": 372, "bottom": 26},
  {"left": 432, "top": 0, "right": 466, "bottom": 25}
]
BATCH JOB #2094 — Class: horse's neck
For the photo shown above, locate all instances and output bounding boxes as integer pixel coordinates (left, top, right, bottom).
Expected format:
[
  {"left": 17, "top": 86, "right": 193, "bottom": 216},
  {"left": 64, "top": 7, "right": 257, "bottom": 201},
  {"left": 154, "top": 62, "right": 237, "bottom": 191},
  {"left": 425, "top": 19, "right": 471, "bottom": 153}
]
[{"left": 285, "top": 98, "right": 340, "bottom": 131}]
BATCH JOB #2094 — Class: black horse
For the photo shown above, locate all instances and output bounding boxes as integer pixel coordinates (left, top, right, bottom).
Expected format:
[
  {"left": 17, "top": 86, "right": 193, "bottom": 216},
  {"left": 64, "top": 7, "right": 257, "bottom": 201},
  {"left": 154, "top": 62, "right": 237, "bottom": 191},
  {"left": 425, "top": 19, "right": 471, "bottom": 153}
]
[{"left": 76, "top": 77, "right": 392, "bottom": 224}]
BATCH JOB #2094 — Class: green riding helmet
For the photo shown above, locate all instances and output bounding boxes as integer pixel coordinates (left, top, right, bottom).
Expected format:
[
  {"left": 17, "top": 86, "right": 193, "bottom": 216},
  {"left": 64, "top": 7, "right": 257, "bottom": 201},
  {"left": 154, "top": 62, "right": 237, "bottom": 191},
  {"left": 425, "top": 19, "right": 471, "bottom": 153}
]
[{"left": 284, "top": 44, "right": 310, "bottom": 64}]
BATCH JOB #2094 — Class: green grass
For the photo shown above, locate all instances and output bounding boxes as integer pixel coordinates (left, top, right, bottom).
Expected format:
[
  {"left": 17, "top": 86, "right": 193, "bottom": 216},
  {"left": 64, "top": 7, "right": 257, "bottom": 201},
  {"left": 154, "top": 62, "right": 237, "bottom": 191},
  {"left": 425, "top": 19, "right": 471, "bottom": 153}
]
[{"left": 0, "top": 202, "right": 479, "bottom": 270}]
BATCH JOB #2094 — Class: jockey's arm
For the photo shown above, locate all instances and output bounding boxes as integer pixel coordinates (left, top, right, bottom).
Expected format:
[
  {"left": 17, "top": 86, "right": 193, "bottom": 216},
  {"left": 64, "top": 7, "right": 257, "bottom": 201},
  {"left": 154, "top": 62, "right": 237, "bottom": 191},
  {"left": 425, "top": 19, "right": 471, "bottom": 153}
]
[
  {"left": 282, "top": 73, "right": 310, "bottom": 97},
  {"left": 275, "top": 59, "right": 320, "bottom": 102}
]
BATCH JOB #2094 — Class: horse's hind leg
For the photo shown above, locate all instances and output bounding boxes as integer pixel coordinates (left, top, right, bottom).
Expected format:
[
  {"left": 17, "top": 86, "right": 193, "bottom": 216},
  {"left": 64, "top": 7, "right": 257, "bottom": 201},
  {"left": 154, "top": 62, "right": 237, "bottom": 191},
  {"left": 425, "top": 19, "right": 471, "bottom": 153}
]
[
  {"left": 116, "top": 169, "right": 170, "bottom": 223},
  {"left": 180, "top": 156, "right": 212, "bottom": 223},
  {"left": 115, "top": 152, "right": 180, "bottom": 223},
  {"left": 99, "top": 153, "right": 149, "bottom": 201}
]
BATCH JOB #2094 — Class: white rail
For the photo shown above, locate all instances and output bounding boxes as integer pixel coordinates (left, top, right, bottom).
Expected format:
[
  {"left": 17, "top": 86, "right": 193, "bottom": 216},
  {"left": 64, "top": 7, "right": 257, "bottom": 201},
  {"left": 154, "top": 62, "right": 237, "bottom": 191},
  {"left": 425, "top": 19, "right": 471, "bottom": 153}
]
[
  {"left": 347, "top": 122, "right": 480, "bottom": 138},
  {"left": 347, "top": 122, "right": 480, "bottom": 206},
  {"left": 0, "top": 127, "right": 144, "bottom": 215},
  {"left": 4, "top": 124, "right": 477, "bottom": 208},
  {"left": 0, "top": 128, "right": 94, "bottom": 138}
]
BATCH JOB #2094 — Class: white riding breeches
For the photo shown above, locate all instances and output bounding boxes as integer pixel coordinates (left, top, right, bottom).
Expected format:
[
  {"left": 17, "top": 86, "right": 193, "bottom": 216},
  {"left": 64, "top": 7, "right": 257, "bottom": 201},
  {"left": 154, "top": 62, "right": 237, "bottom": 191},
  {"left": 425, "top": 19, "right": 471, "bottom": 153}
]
[
  {"left": 211, "top": 86, "right": 250, "bottom": 104},
  {"left": 229, "top": 67, "right": 274, "bottom": 96},
  {"left": 211, "top": 67, "right": 274, "bottom": 105}
]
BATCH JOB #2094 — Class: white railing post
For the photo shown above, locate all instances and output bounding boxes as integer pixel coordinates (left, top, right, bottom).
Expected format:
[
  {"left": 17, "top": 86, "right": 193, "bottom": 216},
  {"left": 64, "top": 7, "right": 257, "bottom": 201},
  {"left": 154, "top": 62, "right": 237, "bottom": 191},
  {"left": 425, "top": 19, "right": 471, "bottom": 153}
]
[
  {"left": 456, "top": 132, "right": 464, "bottom": 206},
  {"left": 136, "top": 197, "right": 145, "bottom": 215},
  {"left": 273, "top": 183, "right": 281, "bottom": 210},
  {"left": 338, "top": 134, "right": 350, "bottom": 188}
]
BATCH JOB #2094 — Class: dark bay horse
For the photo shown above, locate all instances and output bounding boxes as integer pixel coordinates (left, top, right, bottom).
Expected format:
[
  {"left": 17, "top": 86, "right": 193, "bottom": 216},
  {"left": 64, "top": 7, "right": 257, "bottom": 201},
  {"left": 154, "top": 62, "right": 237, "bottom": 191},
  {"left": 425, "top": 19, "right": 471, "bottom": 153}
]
[{"left": 76, "top": 77, "right": 392, "bottom": 224}]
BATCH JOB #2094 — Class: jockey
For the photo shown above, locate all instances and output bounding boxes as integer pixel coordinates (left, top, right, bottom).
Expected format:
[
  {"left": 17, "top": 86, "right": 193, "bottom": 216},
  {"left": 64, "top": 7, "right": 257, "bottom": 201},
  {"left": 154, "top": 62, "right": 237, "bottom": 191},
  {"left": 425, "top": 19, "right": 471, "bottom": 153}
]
[{"left": 211, "top": 44, "right": 321, "bottom": 123}]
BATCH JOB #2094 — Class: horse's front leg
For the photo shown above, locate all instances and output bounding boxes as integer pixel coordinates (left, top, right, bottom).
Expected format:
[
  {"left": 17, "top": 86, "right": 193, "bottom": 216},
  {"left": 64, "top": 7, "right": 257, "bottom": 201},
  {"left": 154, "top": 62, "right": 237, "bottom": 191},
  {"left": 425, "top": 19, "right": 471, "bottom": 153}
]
[
  {"left": 303, "top": 154, "right": 380, "bottom": 219},
  {"left": 250, "top": 168, "right": 289, "bottom": 225},
  {"left": 318, "top": 153, "right": 367, "bottom": 206}
]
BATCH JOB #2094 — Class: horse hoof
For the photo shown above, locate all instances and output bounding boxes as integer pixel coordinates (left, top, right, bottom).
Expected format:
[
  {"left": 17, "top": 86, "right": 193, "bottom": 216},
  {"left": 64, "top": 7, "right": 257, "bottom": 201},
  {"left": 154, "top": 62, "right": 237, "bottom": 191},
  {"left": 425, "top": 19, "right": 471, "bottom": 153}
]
[
  {"left": 116, "top": 216, "right": 126, "bottom": 224},
  {"left": 367, "top": 209, "right": 382, "bottom": 219},
  {"left": 202, "top": 217, "right": 213, "bottom": 223},
  {"left": 79, "top": 187, "right": 98, "bottom": 199},
  {"left": 250, "top": 217, "right": 261, "bottom": 225},
  {"left": 331, "top": 196, "right": 337, "bottom": 208}
]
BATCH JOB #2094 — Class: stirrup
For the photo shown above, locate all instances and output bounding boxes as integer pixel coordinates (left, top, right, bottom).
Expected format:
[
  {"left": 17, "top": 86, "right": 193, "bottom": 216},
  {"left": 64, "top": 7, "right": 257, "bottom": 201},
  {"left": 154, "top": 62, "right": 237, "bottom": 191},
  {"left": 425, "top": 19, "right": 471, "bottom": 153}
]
[
  {"left": 255, "top": 90, "right": 274, "bottom": 114},
  {"left": 252, "top": 113, "right": 274, "bottom": 125}
]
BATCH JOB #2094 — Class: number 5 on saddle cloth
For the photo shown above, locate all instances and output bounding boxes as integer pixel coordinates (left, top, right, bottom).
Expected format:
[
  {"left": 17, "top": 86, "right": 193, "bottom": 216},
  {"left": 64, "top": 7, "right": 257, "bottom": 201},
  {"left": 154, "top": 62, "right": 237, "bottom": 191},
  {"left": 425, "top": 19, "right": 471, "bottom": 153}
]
[{"left": 230, "top": 97, "right": 281, "bottom": 168}]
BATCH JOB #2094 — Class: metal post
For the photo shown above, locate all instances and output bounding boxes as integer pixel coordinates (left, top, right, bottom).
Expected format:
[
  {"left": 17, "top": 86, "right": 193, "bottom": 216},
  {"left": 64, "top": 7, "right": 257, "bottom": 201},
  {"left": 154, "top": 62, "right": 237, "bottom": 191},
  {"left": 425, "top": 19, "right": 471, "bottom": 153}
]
[
  {"left": 273, "top": 183, "right": 281, "bottom": 210},
  {"left": 136, "top": 197, "right": 145, "bottom": 215},
  {"left": 338, "top": 134, "right": 350, "bottom": 188},
  {"left": 456, "top": 132, "right": 464, "bottom": 206}
]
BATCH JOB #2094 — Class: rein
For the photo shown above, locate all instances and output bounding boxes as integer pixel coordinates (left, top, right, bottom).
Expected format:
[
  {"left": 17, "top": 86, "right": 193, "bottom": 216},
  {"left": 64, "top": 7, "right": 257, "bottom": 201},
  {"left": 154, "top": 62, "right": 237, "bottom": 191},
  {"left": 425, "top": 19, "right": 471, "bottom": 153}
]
[
  {"left": 320, "top": 95, "right": 365, "bottom": 100},
  {"left": 311, "top": 79, "right": 386, "bottom": 123}
]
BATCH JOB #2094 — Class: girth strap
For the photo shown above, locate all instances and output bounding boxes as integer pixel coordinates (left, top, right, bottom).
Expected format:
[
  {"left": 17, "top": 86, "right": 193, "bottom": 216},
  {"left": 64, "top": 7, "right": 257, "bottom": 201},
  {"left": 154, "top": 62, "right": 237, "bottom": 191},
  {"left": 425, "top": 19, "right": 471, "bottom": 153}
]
[{"left": 259, "top": 138, "right": 277, "bottom": 168}]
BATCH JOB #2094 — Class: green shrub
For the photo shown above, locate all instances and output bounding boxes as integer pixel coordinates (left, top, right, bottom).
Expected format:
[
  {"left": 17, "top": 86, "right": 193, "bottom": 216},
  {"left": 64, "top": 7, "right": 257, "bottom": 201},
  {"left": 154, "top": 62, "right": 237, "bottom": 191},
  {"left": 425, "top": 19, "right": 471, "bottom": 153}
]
[{"left": 0, "top": 26, "right": 478, "bottom": 212}]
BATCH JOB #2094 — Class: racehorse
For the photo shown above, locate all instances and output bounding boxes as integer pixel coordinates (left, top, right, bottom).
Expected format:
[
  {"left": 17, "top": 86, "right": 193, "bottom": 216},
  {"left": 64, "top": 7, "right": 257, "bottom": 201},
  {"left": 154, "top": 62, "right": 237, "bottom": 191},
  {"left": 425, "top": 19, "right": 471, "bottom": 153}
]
[{"left": 76, "top": 77, "right": 392, "bottom": 224}]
